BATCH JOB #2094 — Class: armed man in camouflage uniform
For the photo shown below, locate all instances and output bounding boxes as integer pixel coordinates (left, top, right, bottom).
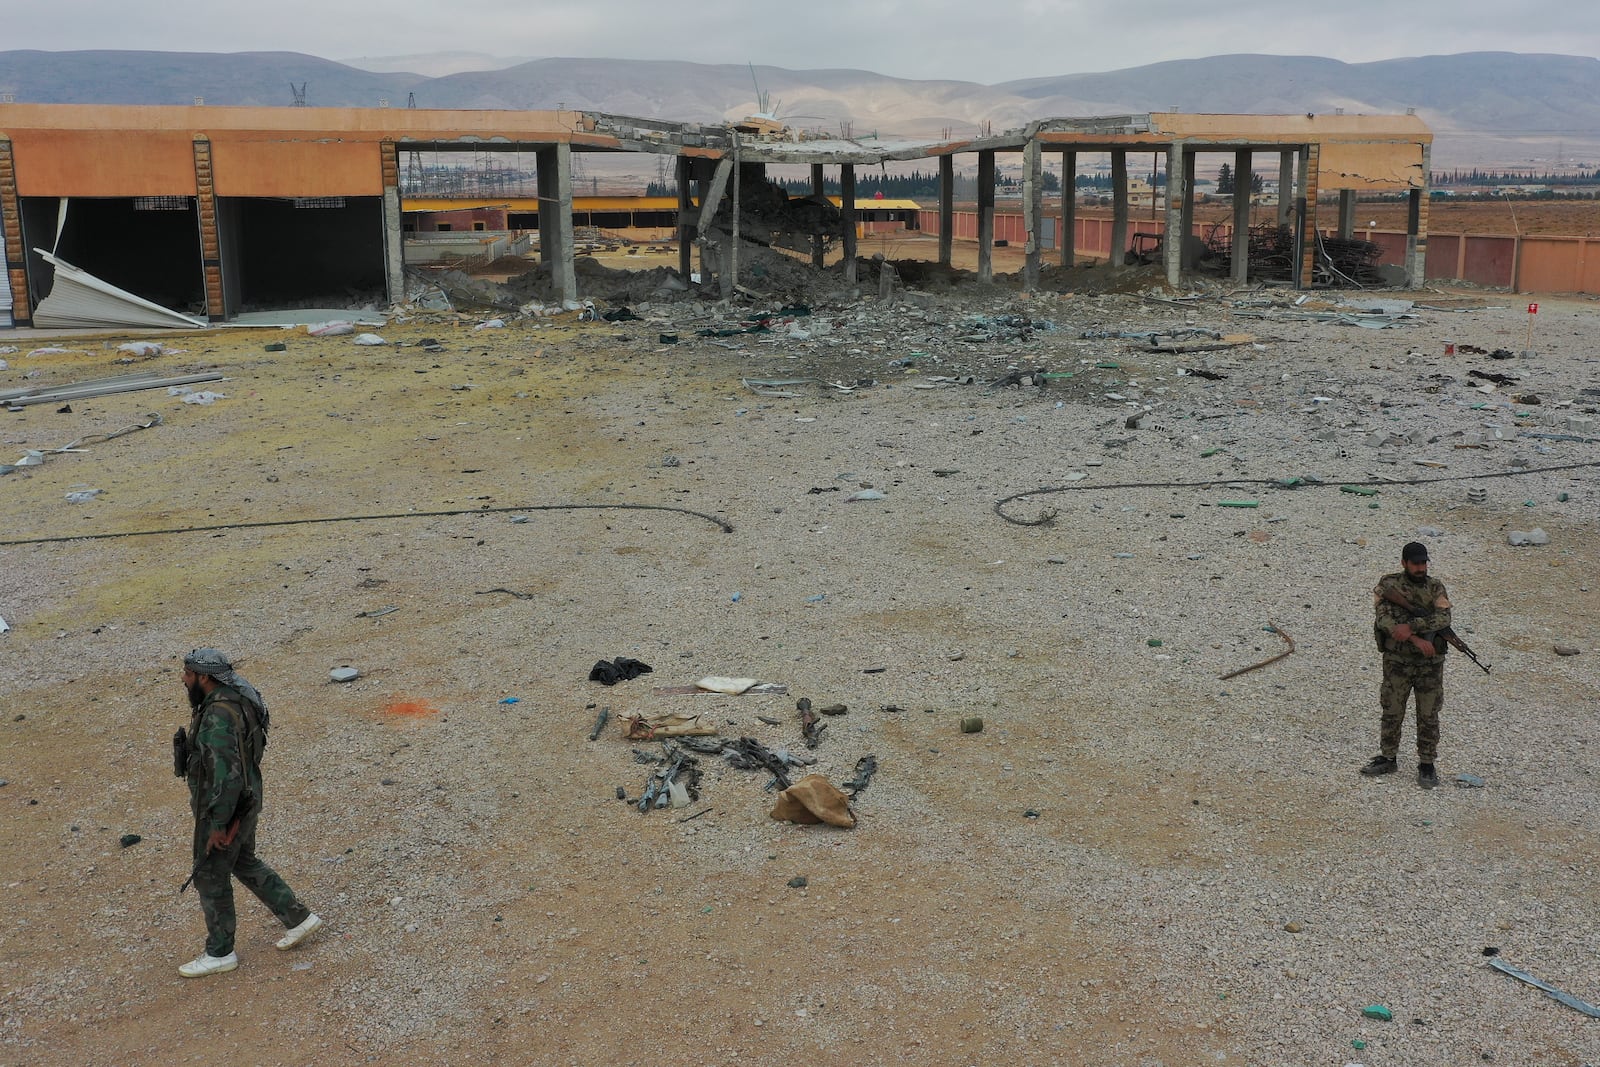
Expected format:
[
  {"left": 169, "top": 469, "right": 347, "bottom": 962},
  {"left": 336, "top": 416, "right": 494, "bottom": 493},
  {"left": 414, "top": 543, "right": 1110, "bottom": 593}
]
[
  {"left": 1360, "top": 542, "right": 1451, "bottom": 788},
  {"left": 176, "top": 648, "right": 321, "bottom": 977}
]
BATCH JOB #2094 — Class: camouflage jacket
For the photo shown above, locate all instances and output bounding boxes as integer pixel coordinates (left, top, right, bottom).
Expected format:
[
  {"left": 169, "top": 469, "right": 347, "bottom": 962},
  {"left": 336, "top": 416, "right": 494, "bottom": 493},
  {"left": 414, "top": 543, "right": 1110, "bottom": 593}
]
[
  {"left": 185, "top": 684, "right": 264, "bottom": 835},
  {"left": 1373, "top": 571, "right": 1452, "bottom": 660}
]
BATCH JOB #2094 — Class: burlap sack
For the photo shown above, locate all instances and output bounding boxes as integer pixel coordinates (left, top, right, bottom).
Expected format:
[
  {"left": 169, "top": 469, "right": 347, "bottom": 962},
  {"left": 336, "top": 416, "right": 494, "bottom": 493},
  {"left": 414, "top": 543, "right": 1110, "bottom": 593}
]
[{"left": 769, "top": 774, "right": 856, "bottom": 828}]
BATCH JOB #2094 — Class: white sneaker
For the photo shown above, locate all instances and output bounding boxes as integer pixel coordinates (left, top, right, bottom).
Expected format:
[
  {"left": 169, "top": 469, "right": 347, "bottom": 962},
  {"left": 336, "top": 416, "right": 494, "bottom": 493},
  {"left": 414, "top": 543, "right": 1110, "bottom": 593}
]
[
  {"left": 276, "top": 913, "right": 323, "bottom": 951},
  {"left": 178, "top": 951, "right": 238, "bottom": 978}
]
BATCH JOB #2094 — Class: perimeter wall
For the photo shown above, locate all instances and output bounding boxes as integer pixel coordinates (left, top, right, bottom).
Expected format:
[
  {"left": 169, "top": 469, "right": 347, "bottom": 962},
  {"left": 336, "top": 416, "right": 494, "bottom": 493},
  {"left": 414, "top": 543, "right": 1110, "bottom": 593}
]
[{"left": 918, "top": 209, "right": 1600, "bottom": 295}]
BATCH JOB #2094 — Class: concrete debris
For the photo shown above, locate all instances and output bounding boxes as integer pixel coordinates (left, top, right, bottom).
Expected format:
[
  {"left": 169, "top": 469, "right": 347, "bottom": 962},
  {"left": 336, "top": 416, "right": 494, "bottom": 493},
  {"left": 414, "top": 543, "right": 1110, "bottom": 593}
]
[{"left": 116, "top": 341, "right": 174, "bottom": 357}]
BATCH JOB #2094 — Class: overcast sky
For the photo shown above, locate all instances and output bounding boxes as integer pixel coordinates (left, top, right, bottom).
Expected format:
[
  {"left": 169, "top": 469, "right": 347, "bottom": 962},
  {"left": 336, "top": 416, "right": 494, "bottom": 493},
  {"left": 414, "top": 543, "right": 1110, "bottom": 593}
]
[{"left": 9, "top": 1, "right": 1599, "bottom": 84}]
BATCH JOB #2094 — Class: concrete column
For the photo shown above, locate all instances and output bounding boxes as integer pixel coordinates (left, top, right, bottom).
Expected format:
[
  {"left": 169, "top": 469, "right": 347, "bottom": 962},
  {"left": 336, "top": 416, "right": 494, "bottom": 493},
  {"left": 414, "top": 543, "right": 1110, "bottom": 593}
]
[
  {"left": 840, "top": 164, "right": 857, "bottom": 286},
  {"left": 694, "top": 158, "right": 734, "bottom": 294},
  {"left": 1181, "top": 150, "right": 1197, "bottom": 254},
  {"left": 1337, "top": 189, "right": 1356, "bottom": 238},
  {"left": 676, "top": 155, "right": 693, "bottom": 279},
  {"left": 694, "top": 172, "right": 710, "bottom": 279},
  {"left": 536, "top": 149, "right": 555, "bottom": 265},
  {"left": 379, "top": 141, "right": 403, "bottom": 313},
  {"left": 536, "top": 144, "right": 577, "bottom": 304},
  {"left": 1060, "top": 150, "right": 1076, "bottom": 268},
  {"left": 724, "top": 137, "right": 741, "bottom": 301},
  {"left": 1022, "top": 137, "right": 1041, "bottom": 291},
  {"left": 0, "top": 137, "right": 32, "bottom": 326},
  {"left": 1231, "top": 149, "right": 1252, "bottom": 284},
  {"left": 810, "top": 163, "right": 826, "bottom": 268},
  {"left": 938, "top": 155, "right": 954, "bottom": 267},
  {"left": 1163, "top": 141, "right": 1185, "bottom": 287},
  {"left": 1277, "top": 150, "right": 1295, "bottom": 228},
  {"left": 976, "top": 150, "right": 995, "bottom": 283},
  {"left": 1406, "top": 142, "right": 1431, "bottom": 287},
  {"left": 1295, "top": 144, "right": 1319, "bottom": 289},
  {"left": 1110, "top": 150, "right": 1128, "bottom": 271}
]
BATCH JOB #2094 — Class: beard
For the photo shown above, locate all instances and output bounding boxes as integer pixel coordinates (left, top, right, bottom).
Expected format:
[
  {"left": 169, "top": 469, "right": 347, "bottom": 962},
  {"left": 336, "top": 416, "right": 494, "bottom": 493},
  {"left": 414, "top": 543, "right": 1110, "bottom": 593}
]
[
  {"left": 186, "top": 680, "right": 206, "bottom": 710},
  {"left": 1404, "top": 571, "right": 1428, "bottom": 584}
]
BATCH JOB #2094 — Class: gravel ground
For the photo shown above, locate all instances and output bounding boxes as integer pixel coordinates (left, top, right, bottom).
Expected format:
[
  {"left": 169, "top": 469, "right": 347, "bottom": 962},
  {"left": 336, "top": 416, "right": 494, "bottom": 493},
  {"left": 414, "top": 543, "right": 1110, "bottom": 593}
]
[{"left": 1, "top": 271, "right": 1598, "bottom": 1066}]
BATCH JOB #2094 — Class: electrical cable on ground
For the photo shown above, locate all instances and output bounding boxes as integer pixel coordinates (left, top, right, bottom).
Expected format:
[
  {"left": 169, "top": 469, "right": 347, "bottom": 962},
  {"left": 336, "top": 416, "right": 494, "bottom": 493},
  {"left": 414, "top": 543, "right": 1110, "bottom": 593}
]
[
  {"left": 1218, "top": 620, "right": 1296, "bottom": 681},
  {"left": 0, "top": 501, "right": 733, "bottom": 547},
  {"left": 993, "top": 460, "right": 1600, "bottom": 526}
]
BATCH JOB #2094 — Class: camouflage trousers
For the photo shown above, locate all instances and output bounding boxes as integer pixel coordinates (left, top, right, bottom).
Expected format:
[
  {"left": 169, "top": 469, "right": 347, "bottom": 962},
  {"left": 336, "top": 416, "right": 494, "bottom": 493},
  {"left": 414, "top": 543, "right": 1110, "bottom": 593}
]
[
  {"left": 191, "top": 809, "right": 310, "bottom": 957},
  {"left": 1379, "top": 654, "right": 1445, "bottom": 763}
]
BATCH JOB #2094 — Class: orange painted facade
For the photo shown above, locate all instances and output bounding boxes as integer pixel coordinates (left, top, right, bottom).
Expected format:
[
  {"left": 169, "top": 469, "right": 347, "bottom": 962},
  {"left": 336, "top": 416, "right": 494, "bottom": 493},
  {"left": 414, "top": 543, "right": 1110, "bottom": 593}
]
[
  {"left": 0, "top": 103, "right": 602, "bottom": 200},
  {"left": 211, "top": 139, "right": 382, "bottom": 197},
  {"left": 9, "top": 129, "right": 199, "bottom": 197}
]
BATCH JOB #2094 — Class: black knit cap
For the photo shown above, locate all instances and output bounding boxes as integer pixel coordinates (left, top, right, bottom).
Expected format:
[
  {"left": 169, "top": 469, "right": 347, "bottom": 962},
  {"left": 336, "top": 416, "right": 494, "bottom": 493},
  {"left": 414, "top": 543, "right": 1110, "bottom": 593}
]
[{"left": 1401, "top": 541, "right": 1429, "bottom": 563}]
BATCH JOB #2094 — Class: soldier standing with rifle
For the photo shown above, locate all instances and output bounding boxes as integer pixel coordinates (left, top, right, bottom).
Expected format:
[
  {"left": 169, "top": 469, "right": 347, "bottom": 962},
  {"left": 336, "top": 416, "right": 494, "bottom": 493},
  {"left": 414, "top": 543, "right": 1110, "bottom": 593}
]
[
  {"left": 1361, "top": 542, "right": 1456, "bottom": 788},
  {"left": 174, "top": 648, "right": 321, "bottom": 977}
]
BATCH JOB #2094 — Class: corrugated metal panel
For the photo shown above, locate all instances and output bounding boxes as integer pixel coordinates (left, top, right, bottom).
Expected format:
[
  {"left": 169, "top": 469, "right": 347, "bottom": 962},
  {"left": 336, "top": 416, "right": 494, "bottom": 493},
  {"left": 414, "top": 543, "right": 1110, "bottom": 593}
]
[
  {"left": 0, "top": 243, "right": 11, "bottom": 319},
  {"left": 0, "top": 210, "right": 11, "bottom": 319},
  {"left": 31, "top": 250, "right": 205, "bottom": 330}
]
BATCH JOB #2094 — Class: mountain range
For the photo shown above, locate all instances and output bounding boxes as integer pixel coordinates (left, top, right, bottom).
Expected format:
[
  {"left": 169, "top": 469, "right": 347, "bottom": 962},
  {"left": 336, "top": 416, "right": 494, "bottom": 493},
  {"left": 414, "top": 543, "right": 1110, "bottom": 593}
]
[{"left": 1, "top": 50, "right": 1596, "bottom": 170}]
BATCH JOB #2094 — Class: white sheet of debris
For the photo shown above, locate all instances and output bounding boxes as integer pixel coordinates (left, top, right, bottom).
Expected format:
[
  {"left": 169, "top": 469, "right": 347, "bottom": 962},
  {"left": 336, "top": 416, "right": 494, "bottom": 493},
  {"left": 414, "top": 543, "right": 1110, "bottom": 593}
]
[{"left": 31, "top": 249, "right": 206, "bottom": 330}]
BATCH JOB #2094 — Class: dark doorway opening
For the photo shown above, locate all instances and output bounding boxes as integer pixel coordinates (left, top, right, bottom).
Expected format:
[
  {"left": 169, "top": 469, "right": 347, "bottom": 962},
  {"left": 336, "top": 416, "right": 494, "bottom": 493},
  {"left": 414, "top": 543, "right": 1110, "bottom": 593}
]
[
  {"left": 219, "top": 196, "right": 385, "bottom": 309},
  {"left": 20, "top": 196, "right": 205, "bottom": 314}
]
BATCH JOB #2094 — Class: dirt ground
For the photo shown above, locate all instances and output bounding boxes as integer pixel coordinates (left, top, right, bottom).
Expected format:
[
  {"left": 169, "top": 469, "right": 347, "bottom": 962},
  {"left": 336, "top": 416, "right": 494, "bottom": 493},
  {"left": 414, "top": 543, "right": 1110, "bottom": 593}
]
[{"left": 2, "top": 275, "right": 1599, "bottom": 1066}]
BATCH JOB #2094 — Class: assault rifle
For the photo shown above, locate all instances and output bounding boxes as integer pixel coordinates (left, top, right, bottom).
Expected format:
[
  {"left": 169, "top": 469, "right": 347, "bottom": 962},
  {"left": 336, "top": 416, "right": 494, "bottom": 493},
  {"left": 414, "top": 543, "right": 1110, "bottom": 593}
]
[
  {"left": 178, "top": 789, "right": 255, "bottom": 893},
  {"left": 1378, "top": 587, "right": 1491, "bottom": 674},
  {"left": 638, "top": 750, "right": 688, "bottom": 813}
]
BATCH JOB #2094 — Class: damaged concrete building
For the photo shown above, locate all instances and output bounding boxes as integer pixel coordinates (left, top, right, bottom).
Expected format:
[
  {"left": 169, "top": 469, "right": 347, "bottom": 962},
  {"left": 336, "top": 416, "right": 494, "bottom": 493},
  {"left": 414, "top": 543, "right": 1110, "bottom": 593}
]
[{"left": 0, "top": 103, "right": 1431, "bottom": 327}]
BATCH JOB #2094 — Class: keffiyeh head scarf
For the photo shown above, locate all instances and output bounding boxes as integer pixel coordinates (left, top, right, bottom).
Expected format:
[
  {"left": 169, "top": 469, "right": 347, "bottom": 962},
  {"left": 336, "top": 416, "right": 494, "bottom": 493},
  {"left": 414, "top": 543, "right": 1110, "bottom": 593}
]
[{"left": 184, "top": 647, "right": 269, "bottom": 727}]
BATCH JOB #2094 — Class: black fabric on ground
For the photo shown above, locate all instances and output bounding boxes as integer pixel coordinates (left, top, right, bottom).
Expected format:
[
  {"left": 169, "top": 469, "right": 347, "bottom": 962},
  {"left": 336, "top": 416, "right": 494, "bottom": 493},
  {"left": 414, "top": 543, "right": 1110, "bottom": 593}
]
[{"left": 588, "top": 657, "right": 654, "bottom": 685}]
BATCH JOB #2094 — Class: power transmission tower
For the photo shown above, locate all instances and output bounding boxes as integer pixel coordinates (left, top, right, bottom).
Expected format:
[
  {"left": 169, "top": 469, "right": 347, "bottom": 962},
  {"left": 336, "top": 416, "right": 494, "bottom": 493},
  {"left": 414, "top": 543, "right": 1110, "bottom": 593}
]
[
  {"left": 405, "top": 92, "right": 423, "bottom": 194},
  {"left": 289, "top": 82, "right": 307, "bottom": 107}
]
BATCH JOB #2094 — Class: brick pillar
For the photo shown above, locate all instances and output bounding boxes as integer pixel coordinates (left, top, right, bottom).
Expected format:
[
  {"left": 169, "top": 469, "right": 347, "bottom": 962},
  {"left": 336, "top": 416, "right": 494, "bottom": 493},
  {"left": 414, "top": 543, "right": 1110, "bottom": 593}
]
[
  {"left": 0, "top": 137, "right": 31, "bottom": 325},
  {"left": 192, "top": 137, "right": 225, "bottom": 320},
  {"left": 1296, "top": 143, "right": 1320, "bottom": 289}
]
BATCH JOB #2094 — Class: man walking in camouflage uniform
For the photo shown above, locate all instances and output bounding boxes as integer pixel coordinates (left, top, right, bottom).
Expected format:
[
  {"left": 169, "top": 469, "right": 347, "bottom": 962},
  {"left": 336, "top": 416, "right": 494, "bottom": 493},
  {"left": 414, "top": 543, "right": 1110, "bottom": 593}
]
[
  {"left": 1361, "top": 542, "right": 1451, "bottom": 788},
  {"left": 176, "top": 648, "right": 321, "bottom": 977}
]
